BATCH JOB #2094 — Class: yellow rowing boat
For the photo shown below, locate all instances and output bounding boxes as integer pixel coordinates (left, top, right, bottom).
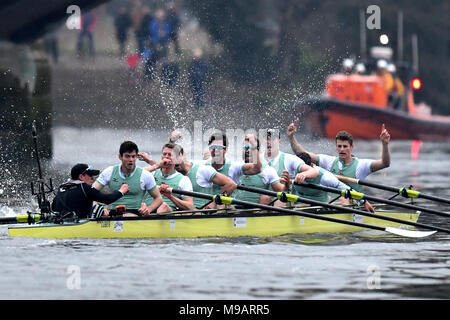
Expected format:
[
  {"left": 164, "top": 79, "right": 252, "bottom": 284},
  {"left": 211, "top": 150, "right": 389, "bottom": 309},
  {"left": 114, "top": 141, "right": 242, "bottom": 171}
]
[{"left": 8, "top": 207, "right": 419, "bottom": 239}]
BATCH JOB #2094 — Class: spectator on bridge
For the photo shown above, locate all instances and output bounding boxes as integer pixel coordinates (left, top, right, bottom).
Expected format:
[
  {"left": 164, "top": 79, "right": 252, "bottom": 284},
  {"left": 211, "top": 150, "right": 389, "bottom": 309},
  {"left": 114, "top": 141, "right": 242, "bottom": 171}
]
[
  {"left": 166, "top": 2, "right": 181, "bottom": 54},
  {"left": 189, "top": 48, "right": 208, "bottom": 109},
  {"left": 149, "top": 8, "right": 171, "bottom": 59},
  {"left": 76, "top": 10, "right": 97, "bottom": 59},
  {"left": 114, "top": 6, "right": 131, "bottom": 57}
]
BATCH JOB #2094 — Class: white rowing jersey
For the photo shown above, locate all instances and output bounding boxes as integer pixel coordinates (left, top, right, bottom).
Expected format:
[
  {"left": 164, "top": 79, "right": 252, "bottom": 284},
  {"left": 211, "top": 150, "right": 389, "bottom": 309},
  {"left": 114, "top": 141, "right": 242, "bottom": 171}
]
[
  {"left": 264, "top": 151, "right": 305, "bottom": 178},
  {"left": 96, "top": 165, "right": 157, "bottom": 191},
  {"left": 317, "top": 154, "right": 373, "bottom": 181},
  {"left": 204, "top": 159, "right": 244, "bottom": 184}
]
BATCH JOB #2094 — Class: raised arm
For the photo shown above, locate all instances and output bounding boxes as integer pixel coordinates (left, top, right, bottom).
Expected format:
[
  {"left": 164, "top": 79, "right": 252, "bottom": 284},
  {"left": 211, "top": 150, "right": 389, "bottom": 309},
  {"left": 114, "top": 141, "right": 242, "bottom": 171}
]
[
  {"left": 287, "top": 120, "right": 319, "bottom": 164},
  {"left": 138, "top": 152, "right": 157, "bottom": 166},
  {"left": 169, "top": 130, "right": 182, "bottom": 143},
  {"left": 370, "top": 124, "right": 391, "bottom": 172}
]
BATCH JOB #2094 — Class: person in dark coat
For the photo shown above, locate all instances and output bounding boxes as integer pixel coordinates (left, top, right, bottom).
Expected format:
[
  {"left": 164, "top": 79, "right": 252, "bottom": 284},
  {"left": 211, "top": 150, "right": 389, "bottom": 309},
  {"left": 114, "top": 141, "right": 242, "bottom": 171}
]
[
  {"left": 189, "top": 48, "right": 208, "bottom": 108},
  {"left": 166, "top": 2, "right": 180, "bottom": 54},
  {"left": 161, "top": 46, "right": 179, "bottom": 87},
  {"left": 114, "top": 6, "right": 131, "bottom": 57},
  {"left": 136, "top": 5, "right": 153, "bottom": 54},
  {"left": 52, "top": 164, "right": 129, "bottom": 218},
  {"left": 148, "top": 9, "right": 171, "bottom": 58},
  {"left": 76, "top": 10, "right": 97, "bottom": 58}
]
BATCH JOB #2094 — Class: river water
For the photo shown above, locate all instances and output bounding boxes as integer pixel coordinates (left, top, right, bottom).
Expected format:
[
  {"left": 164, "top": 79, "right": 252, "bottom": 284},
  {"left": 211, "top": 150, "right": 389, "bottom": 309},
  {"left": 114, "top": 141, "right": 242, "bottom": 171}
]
[{"left": 0, "top": 126, "right": 449, "bottom": 300}]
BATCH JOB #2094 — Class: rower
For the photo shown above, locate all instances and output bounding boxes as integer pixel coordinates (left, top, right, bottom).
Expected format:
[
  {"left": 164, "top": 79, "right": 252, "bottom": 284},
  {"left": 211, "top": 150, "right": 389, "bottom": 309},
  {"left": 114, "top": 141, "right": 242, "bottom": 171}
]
[
  {"left": 287, "top": 121, "right": 391, "bottom": 212},
  {"left": 160, "top": 143, "right": 237, "bottom": 209},
  {"left": 263, "top": 128, "right": 318, "bottom": 188},
  {"left": 93, "top": 141, "right": 163, "bottom": 216},
  {"left": 205, "top": 131, "right": 262, "bottom": 189},
  {"left": 52, "top": 163, "right": 130, "bottom": 219},
  {"left": 293, "top": 152, "right": 350, "bottom": 204},
  {"left": 235, "top": 137, "right": 289, "bottom": 205},
  {"left": 139, "top": 143, "right": 194, "bottom": 213}
]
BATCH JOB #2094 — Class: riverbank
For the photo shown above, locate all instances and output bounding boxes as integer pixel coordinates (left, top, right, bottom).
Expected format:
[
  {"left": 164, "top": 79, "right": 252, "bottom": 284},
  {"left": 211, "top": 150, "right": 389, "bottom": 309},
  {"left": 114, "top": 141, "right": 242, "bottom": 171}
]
[
  {"left": 50, "top": 52, "right": 299, "bottom": 131},
  {"left": 49, "top": 3, "right": 302, "bottom": 132}
]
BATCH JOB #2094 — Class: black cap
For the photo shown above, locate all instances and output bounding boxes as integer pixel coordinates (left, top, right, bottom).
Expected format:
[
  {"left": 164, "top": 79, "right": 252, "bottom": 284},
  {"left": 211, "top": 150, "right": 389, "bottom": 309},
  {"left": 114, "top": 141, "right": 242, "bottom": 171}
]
[{"left": 71, "top": 163, "right": 100, "bottom": 180}]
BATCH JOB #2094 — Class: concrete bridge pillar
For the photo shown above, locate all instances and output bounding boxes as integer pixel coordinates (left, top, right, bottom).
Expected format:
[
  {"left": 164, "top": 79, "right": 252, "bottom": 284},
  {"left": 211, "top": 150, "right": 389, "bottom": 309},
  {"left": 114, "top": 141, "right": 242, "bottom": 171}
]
[{"left": 0, "top": 42, "right": 53, "bottom": 168}]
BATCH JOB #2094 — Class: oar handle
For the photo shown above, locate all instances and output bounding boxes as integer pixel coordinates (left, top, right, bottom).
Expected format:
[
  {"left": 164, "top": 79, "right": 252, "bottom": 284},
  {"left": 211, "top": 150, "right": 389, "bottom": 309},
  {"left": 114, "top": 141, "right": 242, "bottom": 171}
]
[{"left": 335, "top": 175, "right": 359, "bottom": 185}]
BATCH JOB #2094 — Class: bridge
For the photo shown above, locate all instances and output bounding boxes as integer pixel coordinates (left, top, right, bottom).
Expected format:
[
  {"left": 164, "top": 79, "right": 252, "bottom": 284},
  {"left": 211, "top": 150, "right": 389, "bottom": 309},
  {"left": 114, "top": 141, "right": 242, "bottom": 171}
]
[
  {"left": 0, "top": 0, "right": 108, "bottom": 170},
  {"left": 0, "top": 0, "right": 107, "bottom": 43}
]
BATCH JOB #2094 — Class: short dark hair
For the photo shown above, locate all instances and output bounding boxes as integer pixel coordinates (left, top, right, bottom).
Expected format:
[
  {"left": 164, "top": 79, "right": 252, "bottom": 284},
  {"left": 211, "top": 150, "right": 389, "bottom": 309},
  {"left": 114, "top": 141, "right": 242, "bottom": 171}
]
[
  {"left": 208, "top": 131, "right": 228, "bottom": 148},
  {"left": 119, "top": 141, "right": 139, "bottom": 155},
  {"left": 266, "top": 129, "right": 281, "bottom": 140},
  {"left": 335, "top": 131, "right": 353, "bottom": 146},
  {"left": 297, "top": 152, "right": 312, "bottom": 166},
  {"left": 162, "top": 143, "right": 184, "bottom": 155}
]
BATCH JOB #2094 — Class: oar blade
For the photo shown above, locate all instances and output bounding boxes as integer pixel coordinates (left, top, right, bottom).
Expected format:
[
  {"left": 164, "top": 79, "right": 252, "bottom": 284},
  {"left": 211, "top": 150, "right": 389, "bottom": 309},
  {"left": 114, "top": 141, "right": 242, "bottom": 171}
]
[{"left": 385, "top": 227, "right": 437, "bottom": 238}]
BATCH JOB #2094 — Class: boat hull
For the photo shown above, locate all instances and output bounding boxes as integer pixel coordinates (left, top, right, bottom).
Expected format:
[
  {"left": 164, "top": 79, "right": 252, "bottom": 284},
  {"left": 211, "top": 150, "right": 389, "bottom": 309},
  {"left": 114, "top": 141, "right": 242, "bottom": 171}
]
[
  {"left": 296, "top": 98, "right": 450, "bottom": 141},
  {"left": 8, "top": 211, "right": 420, "bottom": 239}
]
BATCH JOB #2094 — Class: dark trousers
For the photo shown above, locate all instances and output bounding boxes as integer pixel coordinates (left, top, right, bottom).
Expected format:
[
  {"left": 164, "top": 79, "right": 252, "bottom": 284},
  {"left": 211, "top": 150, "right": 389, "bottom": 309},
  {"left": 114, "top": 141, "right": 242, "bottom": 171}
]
[{"left": 77, "top": 31, "right": 95, "bottom": 57}]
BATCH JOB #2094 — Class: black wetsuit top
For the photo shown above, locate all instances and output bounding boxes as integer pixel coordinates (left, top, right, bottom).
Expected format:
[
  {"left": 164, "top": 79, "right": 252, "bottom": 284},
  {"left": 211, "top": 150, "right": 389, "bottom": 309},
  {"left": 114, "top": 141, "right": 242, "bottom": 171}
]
[{"left": 51, "top": 182, "right": 123, "bottom": 218}]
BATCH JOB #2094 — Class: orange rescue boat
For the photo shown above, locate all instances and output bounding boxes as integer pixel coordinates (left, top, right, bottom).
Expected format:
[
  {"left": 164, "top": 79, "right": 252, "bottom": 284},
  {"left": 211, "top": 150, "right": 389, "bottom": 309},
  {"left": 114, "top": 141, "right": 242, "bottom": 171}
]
[{"left": 295, "top": 69, "right": 450, "bottom": 141}]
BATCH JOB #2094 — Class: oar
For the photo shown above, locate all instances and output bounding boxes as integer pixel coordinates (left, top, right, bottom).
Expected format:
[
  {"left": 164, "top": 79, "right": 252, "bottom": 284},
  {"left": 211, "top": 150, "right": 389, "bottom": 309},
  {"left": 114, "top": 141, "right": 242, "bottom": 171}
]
[
  {"left": 235, "top": 184, "right": 450, "bottom": 235},
  {"left": 0, "top": 213, "right": 46, "bottom": 225},
  {"left": 169, "top": 188, "right": 437, "bottom": 238},
  {"left": 296, "top": 182, "right": 450, "bottom": 219},
  {"left": 336, "top": 175, "right": 450, "bottom": 205}
]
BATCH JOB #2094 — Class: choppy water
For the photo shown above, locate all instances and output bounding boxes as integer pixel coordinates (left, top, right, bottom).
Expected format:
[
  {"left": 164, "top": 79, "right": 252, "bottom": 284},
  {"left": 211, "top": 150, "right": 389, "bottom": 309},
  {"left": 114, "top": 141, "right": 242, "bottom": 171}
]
[{"left": 0, "top": 127, "right": 449, "bottom": 300}]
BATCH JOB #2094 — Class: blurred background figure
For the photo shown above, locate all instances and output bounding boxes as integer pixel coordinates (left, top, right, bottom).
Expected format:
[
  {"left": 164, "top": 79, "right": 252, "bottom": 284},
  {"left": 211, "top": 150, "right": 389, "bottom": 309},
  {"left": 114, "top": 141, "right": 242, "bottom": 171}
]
[
  {"left": 387, "top": 63, "right": 405, "bottom": 110},
  {"left": 137, "top": 5, "right": 153, "bottom": 54},
  {"left": 161, "top": 45, "right": 180, "bottom": 87},
  {"left": 142, "top": 37, "right": 158, "bottom": 81},
  {"left": 376, "top": 59, "right": 394, "bottom": 101},
  {"left": 189, "top": 48, "right": 208, "bottom": 109},
  {"left": 130, "top": 0, "right": 146, "bottom": 54},
  {"left": 126, "top": 53, "right": 140, "bottom": 85},
  {"left": 149, "top": 8, "right": 171, "bottom": 59},
  {"left": 355, "top": 62, "right": 366, "bottom": 75},
  {"left": 43, "top": 30, "right": 59, "bottom": 64},
  {"left": 342, "top": 58, "right": 354, "bottom": 75},
  {"left": 166, "top": 2, "right": 181, "bottom": 54},
  {"left": 114, "top": 6, "right": 131, "bottom": 57},
  {"left": 76, "top": 10, "right": 97, "bottom": 59}
]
